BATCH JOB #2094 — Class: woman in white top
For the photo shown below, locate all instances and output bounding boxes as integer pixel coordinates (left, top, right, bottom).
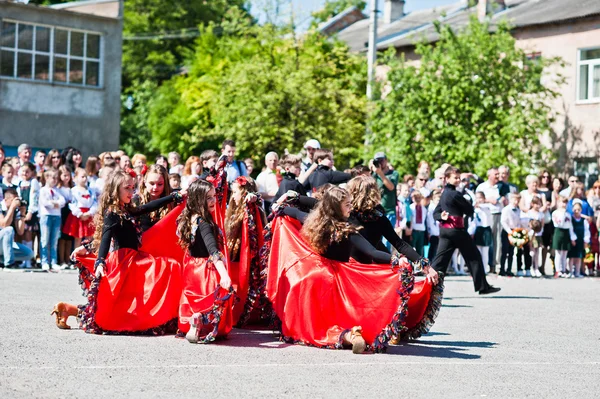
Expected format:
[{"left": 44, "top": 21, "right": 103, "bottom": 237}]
[{"left": 519, "top": 175, "right": 547, "bottom": 213}]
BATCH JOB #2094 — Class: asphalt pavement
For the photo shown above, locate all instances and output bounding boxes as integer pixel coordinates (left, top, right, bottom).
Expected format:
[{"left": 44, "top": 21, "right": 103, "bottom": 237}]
[{"left": 0, "top": 270, "right": 599, "bottom": 398}]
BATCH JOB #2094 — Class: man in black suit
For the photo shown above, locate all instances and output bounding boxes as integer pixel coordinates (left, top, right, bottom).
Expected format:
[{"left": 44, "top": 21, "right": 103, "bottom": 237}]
[{"left": 431, "top": 166, "right": 501, "bottom": 295}]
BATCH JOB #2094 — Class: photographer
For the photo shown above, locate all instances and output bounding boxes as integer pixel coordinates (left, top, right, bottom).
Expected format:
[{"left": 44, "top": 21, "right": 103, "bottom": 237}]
[
  {"left": 370, "top": 152, "right": 399, "bottom": 227},
  {"left": 0, "top": 189, "right": 34, "bottom": 268}
]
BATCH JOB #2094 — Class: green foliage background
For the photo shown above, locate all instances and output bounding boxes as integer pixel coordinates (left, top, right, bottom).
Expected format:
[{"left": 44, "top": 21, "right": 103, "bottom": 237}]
[
  {"left": 29, "top": 2, "right": 565, "bottom": 179},
  {"left": 369, "top": 16, "right": 564, "bottom": 183},
  {"left": 145, "top": 10, "right": 368, "bottom": 167}
]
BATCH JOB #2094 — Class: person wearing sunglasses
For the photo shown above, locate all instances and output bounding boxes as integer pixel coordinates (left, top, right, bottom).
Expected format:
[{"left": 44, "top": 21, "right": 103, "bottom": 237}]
[{"left": 560, "top": 176, "right": 579, "bottom": 198}]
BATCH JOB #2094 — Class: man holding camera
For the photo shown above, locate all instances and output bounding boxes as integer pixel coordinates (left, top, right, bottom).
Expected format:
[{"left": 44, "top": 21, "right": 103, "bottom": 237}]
[
  {"left": 370, "top": 152, "right": 399, "bottom": 227},
  {"left": 0, "top": 188, "right": 34, "bottom": 269}
]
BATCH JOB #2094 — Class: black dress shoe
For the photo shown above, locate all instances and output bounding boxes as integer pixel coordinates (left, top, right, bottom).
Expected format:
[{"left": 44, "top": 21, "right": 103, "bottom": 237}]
[{"left": 479, "top": 286, "right": 501, "bottom": 295}]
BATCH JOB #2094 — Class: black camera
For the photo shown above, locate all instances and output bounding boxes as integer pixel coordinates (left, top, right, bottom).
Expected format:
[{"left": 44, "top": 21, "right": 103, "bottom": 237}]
[
  {"left": 19, "top": 199, "right": 28, "bottom": 208},
  {"left": 372, "top": 159, "right": 380, "bottom": 168}
]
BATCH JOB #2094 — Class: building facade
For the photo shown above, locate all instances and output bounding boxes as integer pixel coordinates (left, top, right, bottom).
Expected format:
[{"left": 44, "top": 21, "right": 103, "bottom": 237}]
[
  {"left": 330, "top": 0, "right": 600, "bottom": 181},
  {"left": 0, "top": 0, "right": 122, "bottom": 158}
]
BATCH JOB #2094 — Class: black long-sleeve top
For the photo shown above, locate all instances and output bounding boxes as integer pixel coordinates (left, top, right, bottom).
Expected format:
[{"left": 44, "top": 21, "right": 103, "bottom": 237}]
[
  {"left": 282, "top": 207, "right": 391, "bottom": 263},
  {"left": 433, "top": 183, "right": 475, "bottom": 222},
  {"left": 303, "top": 165, "right": 351, "bottom": 192},
  {"left": 275, "top": 173, "right": 307, "bottom": 199},
  {"left": 189, "top": 218, "right": 221, "bottom": 259},
  {"left": 349, "top": 206, "right": 421, "bottom": 263},
  {"left": 131, "top": 194, "right": 163, "bottom": 232},
  {"left": 96, "top": 194, "right": 177, "bottom": 263}
]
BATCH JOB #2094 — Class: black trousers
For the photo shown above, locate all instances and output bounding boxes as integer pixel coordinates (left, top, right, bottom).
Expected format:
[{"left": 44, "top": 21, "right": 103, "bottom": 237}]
[
  {"left": 500, "top": 231, "right": 514, "bottom": 274},
  {"left": 428, "top": 235, "right": 439, "bottom": 262},
  {"left": 432, "top": 228, "right": 490, "bottom": 292},
  {"left": 516, "top": 245, "right": 532, "bottom": 271}
]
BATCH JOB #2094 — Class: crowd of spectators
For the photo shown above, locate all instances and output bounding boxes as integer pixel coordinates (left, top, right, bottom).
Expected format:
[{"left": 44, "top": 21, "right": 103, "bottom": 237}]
[{"left": 1, "top": 140, "right": 598, "bottom": 278}]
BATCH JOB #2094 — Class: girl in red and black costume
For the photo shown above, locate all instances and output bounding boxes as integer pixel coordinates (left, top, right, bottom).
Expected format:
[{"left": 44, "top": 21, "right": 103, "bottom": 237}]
[
  {"left": 131, "top": 164, "right": 172, "bottom": 232},
  {"left": 225, "top": 176, "right": 266, "bottom": 326},
  {"left": 51, "top": 170, "right": 184, "bottom": 334},
  {"left": 266, "top": 186, "right": 440, "bottom": 353},
  {"left": 177, "top": 179, "right": 234, "bottom": 344}
]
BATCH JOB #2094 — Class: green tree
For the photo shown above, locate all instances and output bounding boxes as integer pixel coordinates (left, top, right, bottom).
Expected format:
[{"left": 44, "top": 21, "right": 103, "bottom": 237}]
[
  {"left": 311, "top": 0, "right": 366, "bottom": 24},
  {"left": 146, "top": 10, "right": 368, "bottom": 168},
  {"left": 369, "top": 16, "right": 564, "bottom": 184},
  {"left": 120, "top": 1, "right": 248, "bottom": 155}
]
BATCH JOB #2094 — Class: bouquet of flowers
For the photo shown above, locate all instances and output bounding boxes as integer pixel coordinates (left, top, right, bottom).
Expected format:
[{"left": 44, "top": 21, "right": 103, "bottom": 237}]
[
  {"left": 508, "top": 228, "right": 530, "bottom": 249},
  {"left": 584, "top": 247, "right": 594, "bottom": 267}
]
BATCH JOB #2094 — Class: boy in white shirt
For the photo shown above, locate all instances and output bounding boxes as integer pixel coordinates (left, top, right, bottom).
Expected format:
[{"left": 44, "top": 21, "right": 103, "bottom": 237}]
[
  {"left": 499, "top": 193, "right": 522, "bottom": 276},
  {"left": 39, "top": 169, "right": 66, "bottom": 271}
]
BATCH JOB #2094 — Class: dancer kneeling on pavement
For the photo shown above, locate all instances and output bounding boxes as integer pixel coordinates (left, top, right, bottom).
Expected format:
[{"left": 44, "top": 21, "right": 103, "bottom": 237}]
[
  {"left": 51, "top": 170, "right": 184, "bottom": 333},
  {"left": 268, "top": 186, "right": 440, "bottom": 353},
  {"left": 177, "top": 179, "right": 235, "bottom": 344}
]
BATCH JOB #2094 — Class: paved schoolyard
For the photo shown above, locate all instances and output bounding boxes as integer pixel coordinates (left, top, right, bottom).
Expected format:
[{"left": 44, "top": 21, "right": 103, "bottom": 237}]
[{"left": 0, "top": 270, "right": 599, "bottom": 398}]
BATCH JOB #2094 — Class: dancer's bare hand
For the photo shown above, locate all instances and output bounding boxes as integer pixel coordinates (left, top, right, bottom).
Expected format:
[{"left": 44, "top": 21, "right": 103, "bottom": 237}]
[
  {"left": 441, "top": 211, "right": 449, "bottom": 221},
  {"left": 245, "top": 193, "right": 257, "bottom": 203},
  {"left": 219, "top": 275, "right": 232, "bottom": 290},
  {"left": 95, "top": 265, "right": 105, "bottom": 279},
  {"left": 71, "top": 245, "right": 88, "bottom": 259},
  {"left": 425, "top": 266, "right": 439, "bottom": 285}
]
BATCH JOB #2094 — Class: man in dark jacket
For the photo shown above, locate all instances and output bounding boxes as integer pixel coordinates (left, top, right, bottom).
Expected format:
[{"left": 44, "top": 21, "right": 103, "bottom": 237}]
[
  {"left": 431, "top": 167, "right": 500, "bottom": 295},
  {"left": 303, "top": 149, "right": 351, "bottom": 193}
]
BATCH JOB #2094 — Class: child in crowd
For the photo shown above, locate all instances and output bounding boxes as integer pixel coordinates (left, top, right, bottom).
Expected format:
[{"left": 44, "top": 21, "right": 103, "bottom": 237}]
[
  {"left": 39, "top": 168, "right": 66, "bottom": 271},
  {"left": 567, "top": 201, "right": 590, "bottom": 278},
  {"left": 516, "top": 203, "right": 533, "bottom": 277},
  {"left": 169, "top": 173, "right": 182, "bottom": 191},
  {"left": 275, "top": 154, "right": 307, "bottom": 199},
  {"left": 244, "top": 158, "right": 255, "bottom": 176},
  {"left": 199, "top": 150, "right": 219, "bottom": 178},
  {"left": 587, "top": 212, "right": 599, "bottom": 276},
  {"left": 1, "top": 163, "right": 17, "bottom": 193},
  {"left": 427, "top": 189, "right": 441, "bottom": 261},
  {"left": 63, "top": 168, "right": 97, "bottom": 252},
  {"left": 85, "top": 155, "right": 100, "bottom": 188},
  {"left": 409, "top": 191, "right": 427, "bottom": 257},
  {"left": 468, "top": 191, "right": 493, "bottom": 274},
  {"left": 56, "top": 165, "right": 74, "bottom": 268},
  {"left": 94, "top": 160, "right": 117, "bottom": 195},
  {"left": 168, "top": 151, "right": 184, "bottom": 175},
  {"left": 16, "top": 162, "right": 40, "bottom": 268},
  {"left": 527, "top": 197, "right": 545, "bottom": 277},
  {"left": 156, "top": 154, "right": 168, "bottom": 169},
  {"left": 500, "top": 193, "right": 522, "bottom": 276},
  {"left": 395, "top": 183, "right": 412, "bottom": 243},
  {"left": 552, "top": 196, "right": 577, "bottom": 278}
]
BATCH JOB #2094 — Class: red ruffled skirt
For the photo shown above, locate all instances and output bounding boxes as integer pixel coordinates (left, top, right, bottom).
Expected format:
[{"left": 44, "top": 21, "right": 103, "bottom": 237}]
[
  {"left": 266, "top": 216, "right": 443, "bottom": 351},
  {"left": 76, "top": 248, "right": 182, "bottom": 334},
  {"left": 178, "top": 253, "right": 234, "bottom": 341},
  {"left": 63, "top": 208, "right": 95, "bottom": 238}
]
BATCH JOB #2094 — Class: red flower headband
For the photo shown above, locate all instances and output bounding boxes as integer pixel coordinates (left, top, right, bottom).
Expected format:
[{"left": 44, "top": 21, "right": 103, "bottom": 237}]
[
  {"left": 125, "top": 168, "right": 137, "bottom": 179},
  {"left": 236, "top": 176, "right": 249, "bottom": 186}
]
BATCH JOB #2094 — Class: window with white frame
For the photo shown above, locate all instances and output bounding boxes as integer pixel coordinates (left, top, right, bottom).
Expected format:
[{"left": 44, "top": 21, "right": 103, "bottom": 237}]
[
  {"left": 578, "top": 48, "right": 600, "bottom": 102},
  {"left": 0, "top": 20, "right": 102, "bottom": 87}
]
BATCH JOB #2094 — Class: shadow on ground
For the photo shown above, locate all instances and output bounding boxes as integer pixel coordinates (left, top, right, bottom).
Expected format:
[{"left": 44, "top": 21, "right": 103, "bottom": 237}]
[{"left": 387, "top": 339, "right": 496, "bottom": 359}]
